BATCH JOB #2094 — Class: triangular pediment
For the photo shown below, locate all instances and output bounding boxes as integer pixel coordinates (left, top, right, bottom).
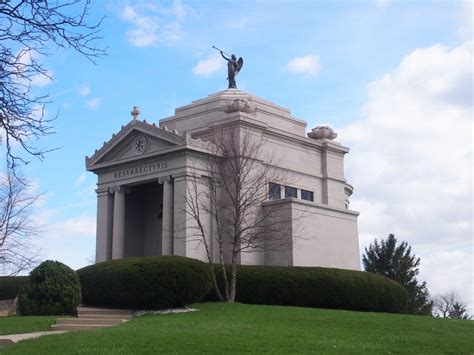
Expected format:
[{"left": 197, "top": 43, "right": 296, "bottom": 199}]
[
  {"left": 98, "top": 130, "right": 176, "bottom": 162},
  {"left": 86, "top": 120, "right": 185, "bottom": 170}
]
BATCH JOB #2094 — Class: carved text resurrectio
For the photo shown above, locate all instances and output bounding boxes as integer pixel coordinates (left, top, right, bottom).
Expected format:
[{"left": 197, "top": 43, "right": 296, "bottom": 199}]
[{"left": 114, "top": 162, "right": 168, "bottom": 179}]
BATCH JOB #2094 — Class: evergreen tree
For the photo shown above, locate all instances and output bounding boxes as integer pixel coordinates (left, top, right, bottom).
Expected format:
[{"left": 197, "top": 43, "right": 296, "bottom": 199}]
[
  {"left": 449, "top": 302, "right": 471, "bottom": 320},
  {"left": 434, "top": 290, "right": 472, "bottom": 320},
  {"left": 362, "top": 234, "right": 433, "bottom": 315}
]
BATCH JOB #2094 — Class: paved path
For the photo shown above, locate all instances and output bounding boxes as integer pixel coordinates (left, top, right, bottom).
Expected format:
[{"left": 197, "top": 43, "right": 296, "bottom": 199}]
[{"left": 0, "top": 331, "right": 67, "bottom": 347}]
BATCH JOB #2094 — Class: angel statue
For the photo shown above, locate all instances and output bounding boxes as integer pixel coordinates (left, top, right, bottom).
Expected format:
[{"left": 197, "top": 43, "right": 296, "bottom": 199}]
[{"left": 213, "top": 46, "right": 244, "bottom": 89}]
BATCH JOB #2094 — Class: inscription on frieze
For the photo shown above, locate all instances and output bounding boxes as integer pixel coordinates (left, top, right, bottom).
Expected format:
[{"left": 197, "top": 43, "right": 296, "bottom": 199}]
[{"left": 114, "top": 162, "right": 168, "bottom": 179}]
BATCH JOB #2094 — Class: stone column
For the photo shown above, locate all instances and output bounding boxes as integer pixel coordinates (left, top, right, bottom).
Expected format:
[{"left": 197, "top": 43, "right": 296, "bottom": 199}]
[
  {"left": 95, "top": 188, "right": 113, "bottom": 262},
  {"left": 172, "top": 174, "right": 188, "bottom": 257},
  {"left": 159, "top": 175, "right": 174, "bottom": 255},
  {"left": 112, "top": 186, "right": 126, "bottom": 259}
]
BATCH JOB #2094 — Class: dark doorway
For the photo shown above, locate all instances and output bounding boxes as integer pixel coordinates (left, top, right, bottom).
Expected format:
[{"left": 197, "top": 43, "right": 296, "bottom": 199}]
[{"left": 124, "top": 181, "right": 163, "bottom": 257}]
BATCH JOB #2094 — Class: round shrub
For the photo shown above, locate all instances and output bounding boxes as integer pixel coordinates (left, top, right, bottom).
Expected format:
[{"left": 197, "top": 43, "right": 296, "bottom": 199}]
[
  {"left": 77, "top": 256, "right": 213, "bottom": 309},
  {"left": 208, "top": 265, "right": 408, "bottom": 313},
  {"left": 17, "top": 260, "right": 82, "bottom": 315},
  {"left": 0, "top": 276, "right": 28, "bottom": 300}
]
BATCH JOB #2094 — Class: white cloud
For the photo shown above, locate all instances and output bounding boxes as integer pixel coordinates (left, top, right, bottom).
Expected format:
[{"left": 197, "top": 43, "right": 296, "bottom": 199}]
[
  {"left": 30, "top": 71, "right": 53, "bottom": 87},
  {"left": 74, "top": 172, "right": 87, "bottom": 187},
  {"left": 86, "top": 97, "right": 101, "bottom": 109},
  {"left": 456, "top": 1, "right": 473, "bottom": 40},
  {"left": 35, "top": 213, "right": 96, "bottom": 270},
  {"left": 373, "top": 0, "right": 391, "bottom": 10},
  {"left": 339, "top": 41, "right": 473, "bottom": 310},
  {"left": 227, "top": 16, "right": 249, "bottom": 30},
  {"left": 77, "top": 83, "right": 91, "bottom": 97},
  {"left": 45, "top": 214, "right": 96, "bottom": 240},
  {"left": 16, "top": 48, "right": 53, "bottom": 87},
  {"left": 422, "top": 249, "right": 472, "bottom": 311},
  {"left": 76, "top": 183, "right": 96, "bottom": 199},
  {"left": 283, "top": 55, "right": 321, "bottom": 76},
  {"left": 120, "top": 0, "right": 190, "bottom": 47},
  {"left": 192, "top": 53, "right": 224, "bottom": 77}
]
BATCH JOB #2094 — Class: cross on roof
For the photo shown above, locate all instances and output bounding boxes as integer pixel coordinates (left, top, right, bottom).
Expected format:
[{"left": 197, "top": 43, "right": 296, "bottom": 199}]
[{"left": 131, "top": 106, "right": 141, "bottom": 120}]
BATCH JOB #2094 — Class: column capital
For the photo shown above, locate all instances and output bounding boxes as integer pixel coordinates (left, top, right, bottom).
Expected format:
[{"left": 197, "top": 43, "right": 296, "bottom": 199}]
[
  {"left": 109, "top": 186, "right": 130, "bottom": 194},
  {"left": 172, "top": 172, "right": 195, "bottom": 182},
  {"left": 96, "top": 187, "right": 110, "bottom": 196},
  {"left": 158, "top": 175, "right": 172, "bottom": 184}
]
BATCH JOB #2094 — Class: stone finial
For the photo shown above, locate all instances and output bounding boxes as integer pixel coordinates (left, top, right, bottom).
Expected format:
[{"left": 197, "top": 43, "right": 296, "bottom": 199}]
[
  {"left": 307, "top": 126, "right": 338, "bottom": 140},
  {"left": 131, "top": 106, "right": 141, "bottom": 120}
]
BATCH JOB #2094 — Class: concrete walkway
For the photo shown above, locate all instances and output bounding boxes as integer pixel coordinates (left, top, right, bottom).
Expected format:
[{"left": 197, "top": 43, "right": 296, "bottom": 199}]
[{"left": 0, "top": 331, "right": 67, "bottom": 347}]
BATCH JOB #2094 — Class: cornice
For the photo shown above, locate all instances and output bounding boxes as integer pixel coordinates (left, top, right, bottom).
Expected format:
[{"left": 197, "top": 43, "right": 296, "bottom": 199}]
[
  {"left": 262, "top": 198, "right": 359, "bottom": 216},
  {"left": 91, "top": 149, "right": 213, "bottom": 175}
]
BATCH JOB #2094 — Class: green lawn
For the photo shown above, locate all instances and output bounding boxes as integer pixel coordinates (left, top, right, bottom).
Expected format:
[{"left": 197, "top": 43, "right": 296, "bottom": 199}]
[
  {"left": 0, "top": 316, "right": 57, "bottom": 336},
  {"left": 1, "top": 303, "right": 473, "bottom": 354}
]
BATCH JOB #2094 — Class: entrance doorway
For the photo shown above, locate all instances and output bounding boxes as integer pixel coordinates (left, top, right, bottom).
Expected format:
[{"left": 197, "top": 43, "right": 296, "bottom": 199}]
[{"left": 124, "top": 181, "right": 163, "bottom": 257}]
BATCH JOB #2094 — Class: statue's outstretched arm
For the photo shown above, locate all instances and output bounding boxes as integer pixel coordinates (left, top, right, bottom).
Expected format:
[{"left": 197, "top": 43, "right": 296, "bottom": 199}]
[{"left": 220, "top": 51, "right": 229, "bottom": 61}]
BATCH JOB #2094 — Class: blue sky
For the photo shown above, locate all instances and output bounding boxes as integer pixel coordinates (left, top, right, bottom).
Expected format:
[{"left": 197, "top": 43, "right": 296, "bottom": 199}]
[{"left": 5, "top": 0, "right": 472, "bottom": 310}]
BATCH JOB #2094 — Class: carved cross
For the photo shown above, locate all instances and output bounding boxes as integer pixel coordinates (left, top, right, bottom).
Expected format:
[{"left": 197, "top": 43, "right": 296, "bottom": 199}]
[{"left": 131, "top": 106, "right": 141, "bottom": 120}]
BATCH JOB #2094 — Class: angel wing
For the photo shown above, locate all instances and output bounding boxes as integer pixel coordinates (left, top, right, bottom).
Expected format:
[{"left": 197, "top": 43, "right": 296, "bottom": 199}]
[{"left": 235, "top": 57, "right": 244, "bottom": 76}]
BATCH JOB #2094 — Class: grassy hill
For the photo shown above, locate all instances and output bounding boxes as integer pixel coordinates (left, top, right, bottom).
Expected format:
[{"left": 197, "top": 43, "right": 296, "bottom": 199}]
[{"left": 2, "top": 303, "right": 473, "bottom": 354}]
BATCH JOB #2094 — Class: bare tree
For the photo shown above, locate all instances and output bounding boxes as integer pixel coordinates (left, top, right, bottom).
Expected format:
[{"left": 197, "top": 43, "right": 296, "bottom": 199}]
[
  {"left": 184, "top": 127, "right": 298, "bottom": 302},
  {"left": 433, "top": 290, "right": 472, "bottom": 320},
  {"left": 0, "top": 0, "right": 106, "bottom": 173},
  {"left": 0, "top": 169, "right": 41, "bottom": 275}
]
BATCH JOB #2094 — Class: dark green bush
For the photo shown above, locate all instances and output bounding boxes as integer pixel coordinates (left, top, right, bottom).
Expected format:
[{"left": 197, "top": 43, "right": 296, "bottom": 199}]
[
  {"left": 0, "top": 276, "right": 28, "bottom": 300},
  {"left": 208, "top": 265, "right": 408, "bottom": 313},
  {"left": 17, "top": 260, "right": 82, "bottom": 316},
  {"left": 77, "top": 256, "right": 213, "bottom": 309}
]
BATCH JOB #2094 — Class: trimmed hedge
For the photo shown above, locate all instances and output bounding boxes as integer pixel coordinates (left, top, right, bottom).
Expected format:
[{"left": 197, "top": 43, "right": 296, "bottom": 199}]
[
  {"left": 0, "top": 276, "right": 28, "bottom": 300},
  {"left": 77, "top": 256, "right": 213, "bottom": 309},
  {"left": 208, "top": 265, "right": 408, "bottom": 313},
  {"left": 17, "top": 260, "right": 82, "bottom": 315}
]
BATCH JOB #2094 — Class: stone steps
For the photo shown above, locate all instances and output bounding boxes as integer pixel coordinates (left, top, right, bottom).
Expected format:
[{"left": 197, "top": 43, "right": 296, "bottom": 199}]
[
  {"left": 51, "top": 306, "right": 133, "bottom": 332},
  {"left": 55, "top": 318, "right": 125, "bottom": 326},
  {"left": 71, "top": 314, "right": 132, "bottom": 320},
  {"left": 77, "top": 307, "right": 133, "bottom": 317}
]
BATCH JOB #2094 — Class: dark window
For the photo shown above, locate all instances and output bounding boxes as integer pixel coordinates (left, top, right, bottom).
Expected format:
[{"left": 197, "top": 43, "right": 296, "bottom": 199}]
[
  {"left": 301, "top": 190, "right": 314, "bottom": 201},
  {"left": 268, "top": 183, "right": 281, "bottom": 200},
  {"left": 285, "top": 186, "right": 297, "bottom": 198}
]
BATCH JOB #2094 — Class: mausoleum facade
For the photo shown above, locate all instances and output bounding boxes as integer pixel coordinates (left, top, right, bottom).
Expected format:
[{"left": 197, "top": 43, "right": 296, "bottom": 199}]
[{"left": 86, "top": 89, "right": 360, "bottom": 270}]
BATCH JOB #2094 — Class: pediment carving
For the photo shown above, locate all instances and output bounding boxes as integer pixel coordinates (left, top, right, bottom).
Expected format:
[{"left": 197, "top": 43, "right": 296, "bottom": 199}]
[{"left": 86, "top": 120, "right": 185, "bottom": 169}]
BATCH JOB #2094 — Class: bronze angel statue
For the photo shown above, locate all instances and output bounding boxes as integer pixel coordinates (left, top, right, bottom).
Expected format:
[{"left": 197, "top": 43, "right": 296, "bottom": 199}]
[{"left": 213, "top": 46, "right": 244, "bottom": 89}]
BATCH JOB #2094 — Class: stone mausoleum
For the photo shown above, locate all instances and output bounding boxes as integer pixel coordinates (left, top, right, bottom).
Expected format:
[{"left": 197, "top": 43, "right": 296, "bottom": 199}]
[{"left": 86, "top": 89, "right": 360, "bottom": 270}]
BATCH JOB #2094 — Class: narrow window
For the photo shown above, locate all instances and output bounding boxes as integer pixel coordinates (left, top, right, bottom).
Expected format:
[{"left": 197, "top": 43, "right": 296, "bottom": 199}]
[
  {"left": 301, "top": 190, "right": 314, "bottom": 202},
  {"left": 268, "top": 183, "right": 281, "bottom": 201},
  {"left": 285, "top": 186, "right": 297, "bottom": 198}
]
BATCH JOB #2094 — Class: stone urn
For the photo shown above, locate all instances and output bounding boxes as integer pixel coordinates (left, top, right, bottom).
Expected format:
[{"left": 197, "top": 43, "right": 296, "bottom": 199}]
[{"left": 307, "top": 125, "right": 338, "bottom": 140}]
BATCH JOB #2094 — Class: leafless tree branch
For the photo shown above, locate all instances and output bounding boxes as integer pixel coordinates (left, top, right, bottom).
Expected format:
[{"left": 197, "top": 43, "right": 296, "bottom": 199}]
[
  {"left": 0, "top": 0, "right": 106, "bottom": 175},
  {"left": 0, "top": 168, "right": 41, "bottom": 275}
]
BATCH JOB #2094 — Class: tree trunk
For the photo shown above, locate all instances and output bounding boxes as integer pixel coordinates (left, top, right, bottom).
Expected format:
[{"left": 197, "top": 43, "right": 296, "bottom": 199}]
[
  {"left": 228, "top": 252, "right": 238, "bottom": 303},
  {"left": 209, "top": 264, "right": 224, "bottom": 301}
]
